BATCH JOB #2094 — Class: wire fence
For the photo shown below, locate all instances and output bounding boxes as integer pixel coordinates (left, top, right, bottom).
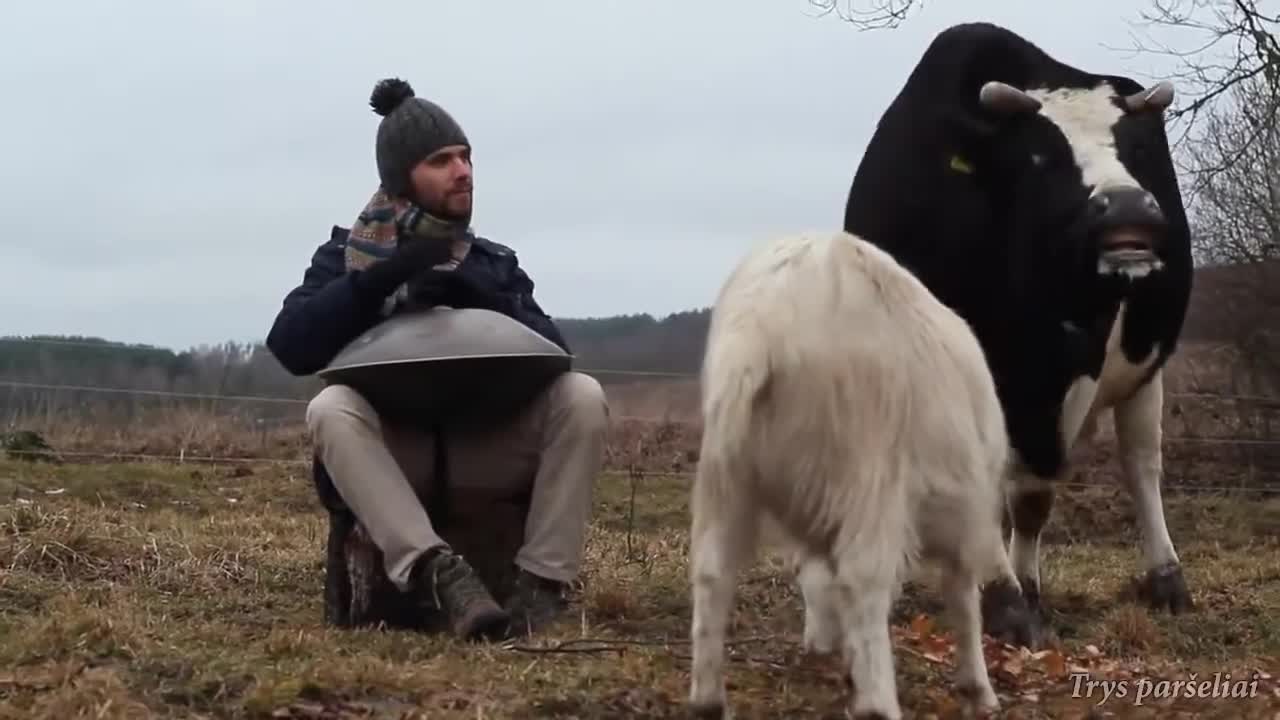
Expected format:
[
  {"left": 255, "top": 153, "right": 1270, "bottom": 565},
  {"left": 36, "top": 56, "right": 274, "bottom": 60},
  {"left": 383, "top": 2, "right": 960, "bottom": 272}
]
[
  {"left": 2, "top": 445, "right": 1278, "bottom": 496},
  {"left": 2, "top": 331, "right": 1279, "bottom": 495},
  {"left": 0, "top": 376, "right": 1276, "bottom": 493},
  {"left": 3, "top": 377, "right": 1279, "bottom": 417}
]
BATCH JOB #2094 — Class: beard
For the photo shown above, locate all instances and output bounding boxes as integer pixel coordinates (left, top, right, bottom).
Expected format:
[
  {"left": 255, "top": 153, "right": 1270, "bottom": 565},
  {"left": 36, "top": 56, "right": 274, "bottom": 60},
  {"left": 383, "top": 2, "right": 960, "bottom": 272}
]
[{"left": 432, "top": 187, "right": 472, "bottom": 225}]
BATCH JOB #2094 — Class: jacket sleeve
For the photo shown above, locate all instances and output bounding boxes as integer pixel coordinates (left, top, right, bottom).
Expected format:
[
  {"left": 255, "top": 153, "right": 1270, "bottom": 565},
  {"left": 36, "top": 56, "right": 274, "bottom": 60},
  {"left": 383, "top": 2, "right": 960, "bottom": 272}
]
[
  {"left": 265, "top": 226, "right": 388, "bottom": 376},
  {"left": 505, "top": 263, "right": 571, "bottom": 353}
]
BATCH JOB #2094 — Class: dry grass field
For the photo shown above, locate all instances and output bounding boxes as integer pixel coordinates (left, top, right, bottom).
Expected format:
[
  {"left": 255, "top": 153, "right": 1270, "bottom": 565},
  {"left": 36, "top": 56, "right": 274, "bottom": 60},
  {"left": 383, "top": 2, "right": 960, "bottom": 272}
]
[
  {"left": 1, "top": 453, "right": 1279, "bottom": 719},
  {"left": 0, "top": 339, "right": 1277, "bottom": 718}
]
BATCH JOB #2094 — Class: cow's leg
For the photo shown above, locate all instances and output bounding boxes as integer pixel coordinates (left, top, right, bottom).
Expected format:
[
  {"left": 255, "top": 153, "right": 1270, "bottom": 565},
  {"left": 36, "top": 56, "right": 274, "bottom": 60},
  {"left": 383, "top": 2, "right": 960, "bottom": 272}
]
[
  {"left": 981, "top": 467, "right": 1050, "bottom": 649},
  {"left": 1008, "top": 470, "right": 1053, "bottom": 610},
  {"left": 1113, "top": 369, "right": 1193, "bottom": 613}
]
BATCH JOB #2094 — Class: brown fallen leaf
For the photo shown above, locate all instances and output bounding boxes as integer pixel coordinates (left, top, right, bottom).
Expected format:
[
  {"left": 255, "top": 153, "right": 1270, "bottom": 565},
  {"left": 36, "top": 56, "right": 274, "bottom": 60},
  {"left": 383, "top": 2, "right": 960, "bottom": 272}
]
[
  {"left": 992, "top": 661, "right": 1024, "bottom": 684},
  {"left": 1042, "top": 649, "right": 1068, "bottom": 679},
  {"left": 271, "top": 704, "right": 327, "bottom": 719},
  {"left": 922, "top": 633, "right": 953, "bottom": 656},
  {"left": 911, "top": 613, "right": 935, "bottom": 639},
  {"left": 930, "top": 692, "right": 959, "bottom": 717}
]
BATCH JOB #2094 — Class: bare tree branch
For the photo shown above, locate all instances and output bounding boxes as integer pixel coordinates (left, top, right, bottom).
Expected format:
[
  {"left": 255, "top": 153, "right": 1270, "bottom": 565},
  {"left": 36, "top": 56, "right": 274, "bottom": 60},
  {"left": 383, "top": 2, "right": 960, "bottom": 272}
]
[
  {"left": 1180, "top": 72, "right": 1280, "bottom": 389},
  {"left": 1183, "top": 74, "right": 1280, "bottom": 264},
  {"left": 804, "top": 0, "right": 921, "bottom": 30},
  {"left": 1122, "top": 0, "right": 1279, "bottom": 146},
  {"left": 806, "top": 0, "right": 1275, "bottom": 148}
]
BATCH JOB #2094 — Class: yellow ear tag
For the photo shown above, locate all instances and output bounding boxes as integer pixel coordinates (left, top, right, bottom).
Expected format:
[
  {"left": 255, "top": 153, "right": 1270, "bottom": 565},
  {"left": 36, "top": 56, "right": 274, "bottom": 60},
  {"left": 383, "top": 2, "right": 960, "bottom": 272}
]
[{"left": 949, "top": 155, "right": 974, "bottom": 174}]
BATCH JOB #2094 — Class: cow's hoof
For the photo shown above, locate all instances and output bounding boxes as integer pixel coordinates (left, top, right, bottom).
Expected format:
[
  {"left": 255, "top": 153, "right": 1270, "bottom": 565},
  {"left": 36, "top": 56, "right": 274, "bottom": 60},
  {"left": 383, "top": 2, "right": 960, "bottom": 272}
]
[
  {"left": 980, "top": 579, "right": 1046, "bottom": 649},
  {"left": 1135, "top": 561, "right": 1193, "bottom": 614}
]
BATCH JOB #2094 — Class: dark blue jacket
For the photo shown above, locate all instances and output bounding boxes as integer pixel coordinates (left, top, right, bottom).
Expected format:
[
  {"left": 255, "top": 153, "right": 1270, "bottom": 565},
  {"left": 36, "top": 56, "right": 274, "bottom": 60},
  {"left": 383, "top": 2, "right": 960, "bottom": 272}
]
[{"left": 266, "top": 225, "right": 570, "bottom": 376}]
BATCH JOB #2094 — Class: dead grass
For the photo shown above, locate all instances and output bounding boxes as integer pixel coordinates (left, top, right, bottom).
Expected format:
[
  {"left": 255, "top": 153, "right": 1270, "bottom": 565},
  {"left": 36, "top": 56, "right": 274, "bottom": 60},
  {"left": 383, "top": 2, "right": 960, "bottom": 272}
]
[{"left": 0, "top": 459, "right": 1278, "bottom": 718}]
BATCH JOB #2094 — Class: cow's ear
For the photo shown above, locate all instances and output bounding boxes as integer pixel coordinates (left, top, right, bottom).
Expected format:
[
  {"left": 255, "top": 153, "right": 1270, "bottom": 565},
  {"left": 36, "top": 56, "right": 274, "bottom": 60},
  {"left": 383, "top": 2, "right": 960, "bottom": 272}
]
[
  {"left": 944, "top": 107, "right": 1000, "bottom": 140},
  {"left": 939, "top": 106, "right": 1002, "bottom": 170}
]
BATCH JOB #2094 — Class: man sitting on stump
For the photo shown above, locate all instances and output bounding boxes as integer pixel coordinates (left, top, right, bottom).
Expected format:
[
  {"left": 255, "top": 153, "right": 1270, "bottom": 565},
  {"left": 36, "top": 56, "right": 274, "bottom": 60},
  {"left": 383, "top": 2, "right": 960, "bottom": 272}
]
[{"left": 265, "top": 77, "right": 609, "bottom": 642}]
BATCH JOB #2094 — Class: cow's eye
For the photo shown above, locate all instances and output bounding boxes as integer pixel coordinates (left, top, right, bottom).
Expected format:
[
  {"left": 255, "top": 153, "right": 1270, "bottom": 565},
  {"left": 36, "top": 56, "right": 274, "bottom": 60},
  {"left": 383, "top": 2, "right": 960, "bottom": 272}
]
[{"left": 1030, "top": 152, "right": 1047, "bottom": 168}]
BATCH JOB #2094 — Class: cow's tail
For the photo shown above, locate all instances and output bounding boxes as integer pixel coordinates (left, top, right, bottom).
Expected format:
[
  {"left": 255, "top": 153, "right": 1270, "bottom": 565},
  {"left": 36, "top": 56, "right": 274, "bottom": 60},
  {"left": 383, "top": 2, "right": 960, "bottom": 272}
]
[{"left": 693, "top": 315, "right": 772, "bottom": 517}]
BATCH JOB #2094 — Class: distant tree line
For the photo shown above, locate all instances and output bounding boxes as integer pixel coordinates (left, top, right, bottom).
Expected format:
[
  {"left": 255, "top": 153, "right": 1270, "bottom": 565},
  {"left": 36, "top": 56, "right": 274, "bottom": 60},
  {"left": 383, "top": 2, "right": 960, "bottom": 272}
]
[{"left": 0, "top": 310, "right": 714, "bottom": 423}]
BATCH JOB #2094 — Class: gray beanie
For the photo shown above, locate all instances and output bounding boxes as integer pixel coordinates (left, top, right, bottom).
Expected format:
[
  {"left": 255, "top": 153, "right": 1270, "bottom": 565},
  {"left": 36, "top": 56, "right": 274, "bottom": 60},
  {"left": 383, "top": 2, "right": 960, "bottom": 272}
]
[{"left": 368, "top": 78, "right": 470, "bottom": 200}]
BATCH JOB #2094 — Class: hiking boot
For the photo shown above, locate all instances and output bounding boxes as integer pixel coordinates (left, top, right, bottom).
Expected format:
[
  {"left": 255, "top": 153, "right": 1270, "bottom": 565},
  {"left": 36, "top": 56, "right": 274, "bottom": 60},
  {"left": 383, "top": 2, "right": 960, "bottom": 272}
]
[
  {"left": 410, "top": 547, "right": 509, "bottom": 641},
  {"left": 503, "top": 568, "right": 569, "bottom": 638}
]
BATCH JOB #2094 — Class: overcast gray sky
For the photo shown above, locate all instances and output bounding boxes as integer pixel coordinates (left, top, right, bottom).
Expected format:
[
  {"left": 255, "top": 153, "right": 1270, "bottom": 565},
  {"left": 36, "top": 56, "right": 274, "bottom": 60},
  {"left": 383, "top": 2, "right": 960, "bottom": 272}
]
[{"left": 0, "top": 0, "right": 1189, "bottom": 351}]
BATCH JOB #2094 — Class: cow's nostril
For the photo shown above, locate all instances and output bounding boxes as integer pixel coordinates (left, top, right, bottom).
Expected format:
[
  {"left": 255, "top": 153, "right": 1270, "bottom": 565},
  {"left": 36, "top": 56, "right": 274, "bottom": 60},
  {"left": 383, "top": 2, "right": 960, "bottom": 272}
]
[{"left": 1090, "top": 187, "right": 1166, "bottom": 228}]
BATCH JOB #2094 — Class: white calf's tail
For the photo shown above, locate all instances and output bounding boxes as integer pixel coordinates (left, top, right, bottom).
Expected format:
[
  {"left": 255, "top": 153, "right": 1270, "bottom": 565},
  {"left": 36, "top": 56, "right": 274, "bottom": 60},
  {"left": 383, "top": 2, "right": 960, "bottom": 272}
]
[{"left": 697, "top": 311, "right": 772, "bottom": 482}]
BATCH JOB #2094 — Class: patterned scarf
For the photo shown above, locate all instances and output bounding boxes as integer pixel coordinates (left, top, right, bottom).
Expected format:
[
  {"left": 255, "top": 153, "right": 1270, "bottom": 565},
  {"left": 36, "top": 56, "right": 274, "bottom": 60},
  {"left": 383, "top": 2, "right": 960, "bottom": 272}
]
[{"left": 344, "top": 186, "right": 473, "bottom": 313}]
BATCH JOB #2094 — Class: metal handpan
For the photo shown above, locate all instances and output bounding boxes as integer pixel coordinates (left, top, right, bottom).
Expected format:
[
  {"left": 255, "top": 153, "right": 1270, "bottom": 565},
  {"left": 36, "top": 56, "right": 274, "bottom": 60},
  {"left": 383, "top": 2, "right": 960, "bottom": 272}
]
[{"left": 317, "top": 307, "right": 573, "bottom": 425}]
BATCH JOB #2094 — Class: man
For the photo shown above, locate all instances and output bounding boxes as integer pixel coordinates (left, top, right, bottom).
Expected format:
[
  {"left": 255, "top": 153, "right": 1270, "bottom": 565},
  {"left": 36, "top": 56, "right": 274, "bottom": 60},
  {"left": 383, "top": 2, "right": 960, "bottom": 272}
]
[{"left": 265, "top": 77, "right": 609, "bottom": 642}]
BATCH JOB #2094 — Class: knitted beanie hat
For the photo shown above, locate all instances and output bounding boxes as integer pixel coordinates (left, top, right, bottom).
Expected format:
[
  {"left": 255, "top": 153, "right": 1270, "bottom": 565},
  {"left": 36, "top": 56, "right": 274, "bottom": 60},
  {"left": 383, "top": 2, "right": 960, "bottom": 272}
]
[{"left": 369, "top": 78, "right": 470, "bottom": 200}]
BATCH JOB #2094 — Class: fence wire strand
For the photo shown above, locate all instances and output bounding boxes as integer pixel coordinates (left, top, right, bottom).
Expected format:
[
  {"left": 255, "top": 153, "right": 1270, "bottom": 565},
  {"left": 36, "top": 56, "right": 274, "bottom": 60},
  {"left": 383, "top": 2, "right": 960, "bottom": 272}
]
[
  {"left": 2, "top": 448, "right": 1278, "bottom": 495},
  {"left": 3, "top": 378, "right": 1280, "bottom": 437},
  {"left": 4, "top": 377, "right": 1280, "bottom": 405},
  {"left": 2, "top": 362, "right": 1278, "bottom": 494}
]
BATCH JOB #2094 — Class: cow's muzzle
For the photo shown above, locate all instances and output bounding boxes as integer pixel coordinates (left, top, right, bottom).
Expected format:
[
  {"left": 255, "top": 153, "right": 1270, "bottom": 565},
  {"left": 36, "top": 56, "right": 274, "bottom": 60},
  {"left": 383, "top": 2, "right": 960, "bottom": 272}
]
[{"left": 1088, "top": 187, "right": 1166, "bottom": 276}]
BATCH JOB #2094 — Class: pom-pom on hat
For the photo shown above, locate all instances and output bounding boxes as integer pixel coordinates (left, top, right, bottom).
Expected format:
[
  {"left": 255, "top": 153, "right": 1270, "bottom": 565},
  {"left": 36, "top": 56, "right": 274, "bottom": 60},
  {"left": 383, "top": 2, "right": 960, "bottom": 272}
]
[{"left": 369, "top": 77, "right": 470, "bottom": 200}]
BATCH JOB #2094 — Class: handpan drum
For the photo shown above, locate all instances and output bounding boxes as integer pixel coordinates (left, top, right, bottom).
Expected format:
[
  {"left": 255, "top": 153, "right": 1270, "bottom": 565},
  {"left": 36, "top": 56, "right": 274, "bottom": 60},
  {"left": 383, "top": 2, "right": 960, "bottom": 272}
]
[{"left": 317, "top": 307, "right": 573, "bottom": 426}]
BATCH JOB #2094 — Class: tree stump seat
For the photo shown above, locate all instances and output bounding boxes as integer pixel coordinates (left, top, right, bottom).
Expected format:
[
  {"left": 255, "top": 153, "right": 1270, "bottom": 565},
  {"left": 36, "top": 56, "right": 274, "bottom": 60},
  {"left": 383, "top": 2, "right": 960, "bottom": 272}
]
[{"left": 313, "top": 454, "right": 530, "bottom": 631}]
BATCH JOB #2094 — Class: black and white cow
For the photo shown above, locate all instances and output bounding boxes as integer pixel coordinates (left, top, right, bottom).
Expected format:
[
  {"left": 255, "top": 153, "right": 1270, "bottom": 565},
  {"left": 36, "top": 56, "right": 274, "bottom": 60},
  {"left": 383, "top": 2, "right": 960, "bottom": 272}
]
[{"left": 842, "top": 22, "right": 1195, "bottom": 647}]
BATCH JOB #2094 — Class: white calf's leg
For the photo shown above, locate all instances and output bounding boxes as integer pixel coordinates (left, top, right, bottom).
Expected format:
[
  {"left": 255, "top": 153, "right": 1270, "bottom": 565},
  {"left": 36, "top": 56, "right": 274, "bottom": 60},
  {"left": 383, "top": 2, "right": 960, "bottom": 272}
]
[
  {"left": 798, "top": 555, "right": 843, "bottom": 655},
  {"left": 688, "top": 461, "right": 760, "bottom": 718},
  {"left": 830, "top": 523, "right": 906, "bottom": 720},
  {"left": 921, "top": 477, "right": 1004, "bottom": 713},
  {"left": 940, "top": 502, "right": 1006, "bottom": 713},
  {"left": 940, "top": 565, "right": 1000, "bottom": 713},
  {"left": 1113, "top": 369, "right": 1193, "bottom": 612},
  {"left": 835, "top": 567, "right": 900, "bottom": 718}
]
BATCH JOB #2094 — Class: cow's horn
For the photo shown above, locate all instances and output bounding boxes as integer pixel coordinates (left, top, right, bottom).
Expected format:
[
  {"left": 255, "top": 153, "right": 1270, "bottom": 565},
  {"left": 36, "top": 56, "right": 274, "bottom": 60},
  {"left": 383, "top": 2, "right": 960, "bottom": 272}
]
[
  {"left": 1124, "top": 80, "right": 1175, "bottom": 112},
  {"left": 979, "top": 81, "right": 1043, "bottom": 115}
]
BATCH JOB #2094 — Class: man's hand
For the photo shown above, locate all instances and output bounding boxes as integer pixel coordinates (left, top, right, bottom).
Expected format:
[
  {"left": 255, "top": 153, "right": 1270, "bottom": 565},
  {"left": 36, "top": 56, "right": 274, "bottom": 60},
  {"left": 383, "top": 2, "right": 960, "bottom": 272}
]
[
  {"left": 407, "top": 268, "right": 507, "bottom": 313},
  {"left": 353, "top": 237, "right": 455, "bottom": 300}
]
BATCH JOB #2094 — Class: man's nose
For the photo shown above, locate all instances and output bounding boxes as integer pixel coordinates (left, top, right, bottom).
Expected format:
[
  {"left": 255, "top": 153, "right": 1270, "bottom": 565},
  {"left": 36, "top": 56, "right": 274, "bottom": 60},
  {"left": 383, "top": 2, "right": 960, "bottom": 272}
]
[{"left": 1088, "top": 187, "right": 1166, "bottom": 229}]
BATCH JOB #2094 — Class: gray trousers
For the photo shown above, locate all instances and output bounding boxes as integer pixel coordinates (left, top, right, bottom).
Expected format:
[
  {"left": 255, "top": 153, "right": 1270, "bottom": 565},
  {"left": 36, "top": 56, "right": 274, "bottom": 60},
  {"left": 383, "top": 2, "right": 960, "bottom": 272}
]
[{"left": 306, "top": 371, "right": 610, "bottom": 591}]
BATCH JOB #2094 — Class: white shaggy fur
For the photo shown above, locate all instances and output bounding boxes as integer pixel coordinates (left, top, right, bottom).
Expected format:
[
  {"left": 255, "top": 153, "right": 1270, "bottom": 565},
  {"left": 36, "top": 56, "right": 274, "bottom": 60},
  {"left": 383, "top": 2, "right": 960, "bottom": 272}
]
[{"left": 687, "top": 230, "right": 1023, "bottom": 720}]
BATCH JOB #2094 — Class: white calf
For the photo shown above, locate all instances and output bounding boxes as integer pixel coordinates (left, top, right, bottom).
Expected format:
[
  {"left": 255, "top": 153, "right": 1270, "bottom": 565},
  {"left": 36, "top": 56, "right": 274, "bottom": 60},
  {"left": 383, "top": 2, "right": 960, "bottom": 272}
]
[{"left": 687, "top": 230, "right": 1022, "bottom": 720}]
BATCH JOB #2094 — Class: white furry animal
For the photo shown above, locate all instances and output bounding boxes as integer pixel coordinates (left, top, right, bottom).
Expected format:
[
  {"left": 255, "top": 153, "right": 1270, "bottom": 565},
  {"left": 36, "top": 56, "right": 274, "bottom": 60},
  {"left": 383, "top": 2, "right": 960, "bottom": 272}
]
[{"left": 687, "top": 230, "right": 1025, "bottom": 720}]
